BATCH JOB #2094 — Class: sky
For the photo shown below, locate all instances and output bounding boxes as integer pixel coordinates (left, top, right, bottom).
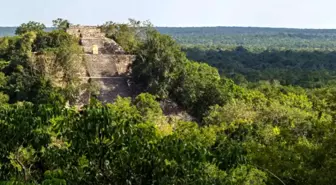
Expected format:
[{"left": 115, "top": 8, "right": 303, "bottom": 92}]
[{"left": 0, "top": 0, "right": 335, "bottom": 28}]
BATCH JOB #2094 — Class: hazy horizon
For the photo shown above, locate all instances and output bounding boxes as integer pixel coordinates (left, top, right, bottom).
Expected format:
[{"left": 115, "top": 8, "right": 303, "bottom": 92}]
[
  {"left": 3, "top": 26, "right": 336, "bottom": 30},
  {"left": 1, "top": 0, "right": 336, "bottom": 29}
]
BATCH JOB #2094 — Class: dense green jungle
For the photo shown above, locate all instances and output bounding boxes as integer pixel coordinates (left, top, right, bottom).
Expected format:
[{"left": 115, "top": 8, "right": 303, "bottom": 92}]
[{"left": 1, "top": 19, "right": 336, "bottom": 184}]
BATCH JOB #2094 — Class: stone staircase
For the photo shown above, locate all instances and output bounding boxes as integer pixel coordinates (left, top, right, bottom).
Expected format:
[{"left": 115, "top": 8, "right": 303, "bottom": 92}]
[
  {"left": 66, "top": 26, "right": 135, "bottom": 105},
  {"left": 81, "top": 37, "right": 125, "bottom": 54}
]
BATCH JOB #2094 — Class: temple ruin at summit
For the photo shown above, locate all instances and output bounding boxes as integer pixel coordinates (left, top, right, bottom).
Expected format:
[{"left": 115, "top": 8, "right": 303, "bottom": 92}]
[{"left": 66, "top": 26, "right": 135, "bottom": 104}]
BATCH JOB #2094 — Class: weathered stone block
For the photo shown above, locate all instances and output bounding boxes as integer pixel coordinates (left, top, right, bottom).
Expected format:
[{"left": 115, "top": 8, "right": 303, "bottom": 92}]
[{"left": 92, "top": 45, "right": 99, "bottom": 54}]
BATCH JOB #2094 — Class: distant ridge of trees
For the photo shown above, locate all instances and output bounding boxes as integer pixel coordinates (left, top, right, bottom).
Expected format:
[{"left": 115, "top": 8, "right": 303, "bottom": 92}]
[
  {"left": 157, "top": 27, "right": 336, "bottom": 49},
  {"left": 0, "top": 27, "right": 54, "bottom": 36}
]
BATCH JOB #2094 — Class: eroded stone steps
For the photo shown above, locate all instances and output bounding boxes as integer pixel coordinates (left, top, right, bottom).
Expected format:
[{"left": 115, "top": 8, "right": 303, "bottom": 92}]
[
  {"left": 84, "top": 54, "right": 134, "bottom": 77},
  {"left": 91, "top": 78, "right": 132, "bottom": 103}
]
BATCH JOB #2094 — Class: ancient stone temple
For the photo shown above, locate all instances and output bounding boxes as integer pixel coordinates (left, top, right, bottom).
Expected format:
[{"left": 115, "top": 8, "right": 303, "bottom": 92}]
[{"left": 66, "top": 26, "right": 135, "bottom": 104}]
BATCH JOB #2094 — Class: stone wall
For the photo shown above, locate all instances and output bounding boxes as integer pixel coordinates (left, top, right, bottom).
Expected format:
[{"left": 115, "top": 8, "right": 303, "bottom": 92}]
[
  {"left": 81, "top": 38, "right": 125, "bottom": 54},
  {"left": 66, "top": 26, "right": 104, "bottom": 38},
  {"left": 84, "top": 54, "right": 135, "bottom": 77}
]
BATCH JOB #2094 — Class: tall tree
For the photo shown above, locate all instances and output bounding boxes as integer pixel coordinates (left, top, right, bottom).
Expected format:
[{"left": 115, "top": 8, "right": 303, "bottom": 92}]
[
  {"left": 52, "top": 18, "right": 70, "bottom": 31},
  {"left": 132, "top": 30, "right": 187, "bottom": 98},
  {"left": 15, "top": 21, "right": 46, "bottom": 35}
]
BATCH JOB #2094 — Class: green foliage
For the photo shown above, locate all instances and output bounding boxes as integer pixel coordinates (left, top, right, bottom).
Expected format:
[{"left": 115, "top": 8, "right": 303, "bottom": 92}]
[
  {"left": 226, "top": 165, "right": 267, "bottom": 185},
  {"left": 0, "top": 27, "right": 82, "bottom": 104},
  {"left": 134, "top": 93, "right": 163, "bottom": 122},
  {"left": 100, "top": 19, "right": 152, "bottom": 53},
  {"left": 0, "top": 95, "right": 229, "bottom": 184},
  {"left": 158, "top": 26, "right": 336, "bottom": 49},
  {"left": 173, "top": 61, "right": 227, "bottom": 116},
  {"left": 3, "top": 20, "right": 336, "bottom": 185},
  {"left": 184, "top": 46, "right": 336, "bottom": 88},
  {"left": 33, "top": 30, "right": 78, "bottom": 52},
  {"left": 132, "top": 30, "right": 187, "bottom": 98},
  {"left": 15, "top": 21, "right": 46, "bottom": 35},
  {"left": 2, "top": 85, "right": 334, "bottom": 184},
  {"left": 52, "top": 19, "right": 70, "bottom": 31},
  {"left": 156, "top": 27, "right": 336, "bottom": 88}
]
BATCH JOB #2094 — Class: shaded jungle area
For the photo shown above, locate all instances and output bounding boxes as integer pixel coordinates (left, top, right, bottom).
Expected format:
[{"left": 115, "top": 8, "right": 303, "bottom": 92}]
[
  {"left": 1, "top": 20, "right": 336, "bottom": 185},
  {"left": 184, "top": 46, "right": 336, "bottom": 88}
]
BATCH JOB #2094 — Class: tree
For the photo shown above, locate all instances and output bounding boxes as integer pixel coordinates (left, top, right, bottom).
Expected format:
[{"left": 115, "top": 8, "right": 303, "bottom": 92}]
[
  {"left": 100, "top": 19, "right": 153, "bottom": 53},
  {"left": 172, "top": 61, "right": 224, "bottom": 117},
  {"left": 52, "top": 18, "right": 70, "bottom": 31},
  {"left": 132, "top": 30, "right": 187, "bottom": 98},
  {"left": 15, "top": 21, "right": 46, "bottom": 35},
  {"left": 134, "top": 93, "right": 163, "bottom": 122}
]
